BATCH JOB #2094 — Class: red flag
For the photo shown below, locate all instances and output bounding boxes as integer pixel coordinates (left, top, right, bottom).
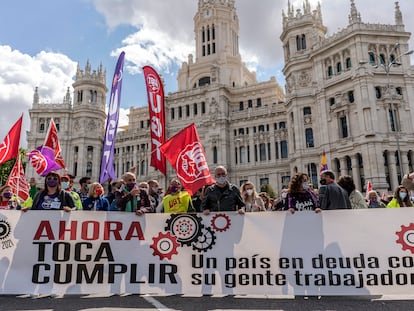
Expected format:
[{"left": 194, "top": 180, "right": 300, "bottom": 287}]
[
  {"left": 143, "top": 65, "right": 166, "bottom": 175},
  {"left": 366, "top": 181, "right": 372, "bottom": 193},
  {"left": 0, "top": 114, "right": 23, "bottom": 165},
  {"left": 43, "top": 119, "right": 66, "bottom": 169},
  {"left": 29, "top": 118, "right": 66, "bottom": 176},
  {"left": 6, "top": 155, "right": 29, "bottom": 201},
  {"left": 159, "top": 123, "right": 214, "bottom": 195}
]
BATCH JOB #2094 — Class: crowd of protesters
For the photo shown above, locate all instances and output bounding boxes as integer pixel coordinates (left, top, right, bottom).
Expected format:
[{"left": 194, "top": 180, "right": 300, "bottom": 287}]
[{"left": 1, "top": 165, "right": 414, "bottom": 213}]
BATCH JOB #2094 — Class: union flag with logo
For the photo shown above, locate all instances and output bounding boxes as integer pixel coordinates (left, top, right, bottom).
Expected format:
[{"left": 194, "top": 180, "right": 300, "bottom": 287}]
[
  {"left": 28, "top": 118, "right": 66, "bottom": 176},
  {"left": 159, "top": 123, "right": 214, "bottom": 195},
  {"left": 0, "top": 114, "right": 23, "bottom": 165},
  {"left": 6, "top": 155, "right": 29, "bottom": 202}
]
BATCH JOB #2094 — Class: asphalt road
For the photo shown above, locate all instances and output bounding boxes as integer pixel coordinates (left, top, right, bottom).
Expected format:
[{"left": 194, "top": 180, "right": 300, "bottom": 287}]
[{"left": 0, "top": 294, "right": 414, "bottom": 311}]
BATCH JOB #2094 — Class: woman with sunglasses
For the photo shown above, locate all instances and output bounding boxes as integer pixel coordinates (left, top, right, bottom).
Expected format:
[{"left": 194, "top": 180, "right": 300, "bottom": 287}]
[{"left": 25, "top": 172, "right": 75, "bottom": 212}]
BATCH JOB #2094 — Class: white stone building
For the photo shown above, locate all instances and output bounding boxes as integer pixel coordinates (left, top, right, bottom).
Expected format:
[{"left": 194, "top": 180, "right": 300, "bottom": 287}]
[{"left": 27, "top": 0, "right": 414, "bottom": 195}]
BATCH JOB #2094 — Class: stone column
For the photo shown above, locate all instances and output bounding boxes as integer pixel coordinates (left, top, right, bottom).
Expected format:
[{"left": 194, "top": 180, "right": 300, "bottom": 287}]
[
  {"left": 351, "top": 155, "right": 361, "bottom": 191},
  {"left": 401, "top": 150, "right": 409, "bottom": 176},
  {"left": 339, "top": 157, "right": 347, "bottom": 178},
  {"left": 388, "top": 150, "right": 398, "bottom": 191}
]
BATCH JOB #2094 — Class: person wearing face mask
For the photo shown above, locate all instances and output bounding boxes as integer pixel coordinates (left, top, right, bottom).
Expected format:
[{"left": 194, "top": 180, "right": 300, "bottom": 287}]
[
  {"left": 61, "top": 175, "right": 82, "bottom": 210},
  {"left": 82, "top": 182, "right": 110, "bottom": 211},
  {"left": 77, "top": 176, "right": 92, "bottom": 204},
  {"left": 0, "top": 185, "right": 21, "bottom": 210},
  {"left": 274, "top": 189, "right": 289, "bottom": 211},
  {"left": 148, "top": 179, "right": 160, "bottom": 211},
  {"left": 240, "top": 181, "right": 265, "bottom": 212},
  {"left": 116, "top": 172, "right": 151, "bottom": 215},
  {"left": 367, "top": 190, "right": 386, "bottom": 208},
  {"left": 201, "top": 165, "right": 245, "bottom": 215},
  {"left": 157, "top": 178, "right": 192, "bottom": 213},
  {"left": 25, "top": 172, "right": 75, "bottom": 212},
  {"left": 337, "top": 175, "right": 367, "bottom": 209},
  {"left": 318, "top": 170, "right": 351, "bottom": 210},
  {"left": 286, "top": 173, "right": 320, "bottom": 214},
  {"left": 387, "top": 186, "right": 413, "bottom": 208}
]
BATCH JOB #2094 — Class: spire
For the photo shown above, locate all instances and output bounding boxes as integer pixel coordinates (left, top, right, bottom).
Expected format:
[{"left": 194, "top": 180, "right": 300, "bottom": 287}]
[
  {"left": 395, "top": 2, "right": 403, "bottom": 25},
  {"left": 64, "top": 87, "right": 71, "bottom": 104},
  {"left": 348, "top": 0, "right": 361, "bottom": 24},
  {"left": 33, "top": 86, "right": 39, "bottom": 104}
]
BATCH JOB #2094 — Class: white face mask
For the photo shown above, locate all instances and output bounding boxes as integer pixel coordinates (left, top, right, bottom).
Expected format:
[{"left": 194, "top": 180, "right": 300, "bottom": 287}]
[
  {"left": 246, "top": 189, "right": 253, "bottom": 196},
  {"left": 216, "top": 176, "right": 227, "bottom": 185},
  {"left": 302, "top": 182, "right": 309, "bottom": 190},
  {"left": 281, "top": 192, "right": 287, "bottom": 199}
]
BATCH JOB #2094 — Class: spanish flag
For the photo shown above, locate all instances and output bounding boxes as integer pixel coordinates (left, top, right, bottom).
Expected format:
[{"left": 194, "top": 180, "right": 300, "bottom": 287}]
[{"left": 320, "top": 151, "right": 328, "bottom": 172}]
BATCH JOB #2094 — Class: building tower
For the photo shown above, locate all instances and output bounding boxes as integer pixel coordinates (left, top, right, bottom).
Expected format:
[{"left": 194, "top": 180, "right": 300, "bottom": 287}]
[
  {"left": 281, "top": 0, "right": 414, "bottom": 193},
  {"left": 26, "top": 62, "right": 107, "bottom": 183},
  {"left": 115, "top": 0, "right": 286, "bottom": 190}
]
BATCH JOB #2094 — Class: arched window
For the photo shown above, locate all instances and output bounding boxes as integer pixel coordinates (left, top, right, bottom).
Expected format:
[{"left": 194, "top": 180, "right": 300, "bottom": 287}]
[
  {"left": 281, "top": 141, "right": 288, "bottom": 158},
  {"left": 301, "top": 34, "right": 306, "bottom": 49},
  {"left": 375, "top": 87, "right": 382, "bottom": 99},
  {"left": 259, "top": 143, "right": 266, "bottom": 161},
  {"left": 369, "top": 53, "right": 375, "bottom": 64},
  {"left": 380, "top": 54, "right": 386, "bottom": 65},
  {"left": 340, "top": 116, "right": 348, "bottom": 138},
  {"left": 305, "top": 128, "right": 314, "bottom": 148},
  {"left": 240, "top": 146, "right": 246, "bottom": 164},
  {"left": 345, "top": 57, "right": 352, "bottom": 69},
  {"left": 213, "top": 146, "right": 218, "bottom": 164},
  {"left": 327, "top": 66, "right": 333, "bottom": 77},
  {"left": 337, "top": 62, "right": 342, "bottom": 73}
]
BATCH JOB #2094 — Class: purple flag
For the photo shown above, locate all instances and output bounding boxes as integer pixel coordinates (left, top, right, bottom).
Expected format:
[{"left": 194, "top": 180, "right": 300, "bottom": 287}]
[
  {"left": 28, "top": 146, "right": 61, "bottom": 176},
  {"left": 100, "top": 52, "right": 125, "bottom": 184}
]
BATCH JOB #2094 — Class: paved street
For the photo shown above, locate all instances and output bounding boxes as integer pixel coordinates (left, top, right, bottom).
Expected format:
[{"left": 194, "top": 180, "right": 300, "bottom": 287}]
[{"left": 0, "top": 294, "right": 413, "bottom": 311}]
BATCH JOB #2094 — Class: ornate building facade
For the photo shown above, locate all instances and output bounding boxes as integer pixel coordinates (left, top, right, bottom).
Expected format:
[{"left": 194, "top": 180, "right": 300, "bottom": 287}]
[
  {"left": 281, "top": 0, "right": 414, "bottom": 194},
  {"left": 27, "top": 0, "right": 414, "bottom": 195},
  {"left": 26, "top": 62, "right": 107, "bottom": 183}
]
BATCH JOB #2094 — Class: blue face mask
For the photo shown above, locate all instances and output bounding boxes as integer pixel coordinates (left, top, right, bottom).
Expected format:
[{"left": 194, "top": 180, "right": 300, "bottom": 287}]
[{"left": 399, "top": 192, "right": 408, "bottom": 200}]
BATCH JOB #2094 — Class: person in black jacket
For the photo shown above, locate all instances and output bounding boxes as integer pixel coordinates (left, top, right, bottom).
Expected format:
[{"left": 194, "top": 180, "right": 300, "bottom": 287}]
[
  {"left": 24, "top": 172, "right": 75, "bottom": 212},
  {"left": 201, "top": 165, "right": 245, "bottom": 215},
  {"left": 318, "top": 170, "right": 351, "bottom": 210}
]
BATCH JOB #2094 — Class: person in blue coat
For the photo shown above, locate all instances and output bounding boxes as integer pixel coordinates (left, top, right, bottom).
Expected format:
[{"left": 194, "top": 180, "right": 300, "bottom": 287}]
[{"left": 82, "top": 182, "right": 110, "bottom": 211}]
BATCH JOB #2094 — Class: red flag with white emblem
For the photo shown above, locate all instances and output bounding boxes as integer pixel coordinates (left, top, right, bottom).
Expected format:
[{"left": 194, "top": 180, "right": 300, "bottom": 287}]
[
  {"left": 159, "top": 123, "right": 214, "bottom": 195},
  {"left": 43, "top": 119, "right": 66, "bottom": 169},
  {"left": 6, "top": 155, "right": 29, "bottom": 201},
  {"left": 143, "top": 65, "right": 166, "bottom": 175},
  {"left": 0, "top": 114, "right": 22, "bottom": 165}
]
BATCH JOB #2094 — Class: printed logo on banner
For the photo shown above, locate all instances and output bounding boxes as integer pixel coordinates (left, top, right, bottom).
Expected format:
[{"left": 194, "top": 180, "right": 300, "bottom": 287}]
[
  {"left": 396, "top": 223, "right": 414, "bottom": 254},
  {"left": 0, "top": 219, "right": 15, "bottom": 250},
  {"left": 150, "top": 213, "right": 231, "bottom": 260}
]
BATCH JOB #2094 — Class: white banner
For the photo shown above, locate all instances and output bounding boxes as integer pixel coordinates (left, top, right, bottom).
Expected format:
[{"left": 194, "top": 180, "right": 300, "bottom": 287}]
[{"left": 1, "top": 209, "right": 414, "bottom": 295}]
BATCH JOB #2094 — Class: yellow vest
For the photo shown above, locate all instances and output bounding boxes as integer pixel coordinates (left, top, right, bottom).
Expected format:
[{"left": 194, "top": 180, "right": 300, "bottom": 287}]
[{"left": 162, "top": 191, "right": 191, "bottom": 213}]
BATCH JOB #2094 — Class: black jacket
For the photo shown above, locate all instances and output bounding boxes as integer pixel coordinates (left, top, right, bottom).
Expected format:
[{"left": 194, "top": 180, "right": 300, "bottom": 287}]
[{"left": 200, "top": 183, "right": 245, "bottom": 212}]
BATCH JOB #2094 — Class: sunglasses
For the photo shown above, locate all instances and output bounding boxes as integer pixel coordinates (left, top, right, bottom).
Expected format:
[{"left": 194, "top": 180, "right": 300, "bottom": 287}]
[{"left": 46, "top": 177, "right": 59, "bottom": 181}]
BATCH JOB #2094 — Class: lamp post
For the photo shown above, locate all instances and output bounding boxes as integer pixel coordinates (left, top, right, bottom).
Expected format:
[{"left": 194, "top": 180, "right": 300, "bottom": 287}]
[{"left": 369, "top": 44, "right": 414, "bottom": 181}]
